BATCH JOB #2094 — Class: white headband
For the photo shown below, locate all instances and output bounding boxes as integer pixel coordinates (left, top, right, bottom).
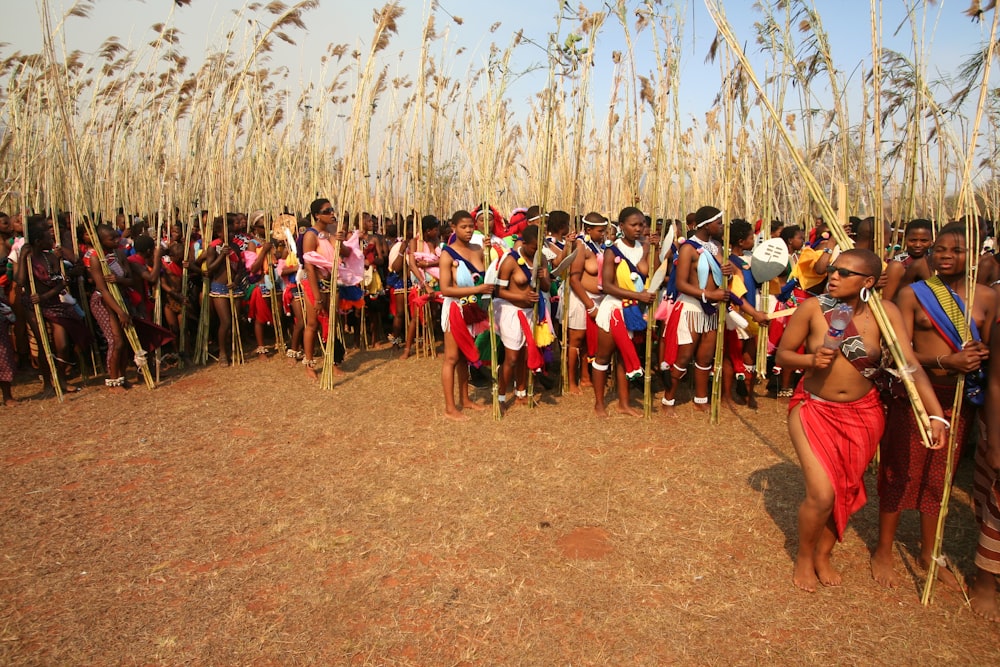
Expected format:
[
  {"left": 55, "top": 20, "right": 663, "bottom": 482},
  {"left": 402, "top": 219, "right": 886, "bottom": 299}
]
[
  {"left": 583, "top": 218, "right": 609, "bottom": 226},
  {"left": 696, "top": 210, "right": 724, "bottom": 228}
]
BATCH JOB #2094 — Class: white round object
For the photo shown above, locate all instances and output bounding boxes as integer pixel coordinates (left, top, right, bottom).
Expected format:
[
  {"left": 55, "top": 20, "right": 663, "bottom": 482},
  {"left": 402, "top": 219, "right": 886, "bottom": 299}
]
[{"left": 751, "top": 238, "right": 789, "bottom": 282}]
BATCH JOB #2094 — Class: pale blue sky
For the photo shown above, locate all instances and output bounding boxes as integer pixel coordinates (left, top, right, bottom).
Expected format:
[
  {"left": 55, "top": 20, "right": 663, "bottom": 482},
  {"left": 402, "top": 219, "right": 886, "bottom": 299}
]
[{"left": 1, "top": 1, "right": 995, "bottom": 152}]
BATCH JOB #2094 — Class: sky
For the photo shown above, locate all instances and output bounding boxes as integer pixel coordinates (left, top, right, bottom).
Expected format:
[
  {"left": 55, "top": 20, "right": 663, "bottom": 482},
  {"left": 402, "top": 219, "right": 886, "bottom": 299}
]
[{"left": 1, "top": 1, "right": 997, "bottom": 179}]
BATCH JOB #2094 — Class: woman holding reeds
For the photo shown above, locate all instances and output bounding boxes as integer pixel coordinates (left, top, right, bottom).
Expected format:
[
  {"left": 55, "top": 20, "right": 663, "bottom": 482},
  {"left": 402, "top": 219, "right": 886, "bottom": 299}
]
[
  {"left": 300, "top": 199, "right": 344, "bottom": 379},
  {"left": 202, "top": 216, "right": 244, "bottom": 367},
  {"left": 438, "top": 210, "right": 493, "bottom": 420},
  {"left": 776, "top": 248, "right": 947, "bottom": 592},
  {"left": 566, "top": 213, "right": 610, "bottom": 394},
  {"left": 591, "top": 207, "right": 658, "bottom": 418},
  {"left": 15, "top": 215, "right": 92, "bottom": 392},
  {"left": 84, "top": 223, "right": 138, "bottom": 391}
]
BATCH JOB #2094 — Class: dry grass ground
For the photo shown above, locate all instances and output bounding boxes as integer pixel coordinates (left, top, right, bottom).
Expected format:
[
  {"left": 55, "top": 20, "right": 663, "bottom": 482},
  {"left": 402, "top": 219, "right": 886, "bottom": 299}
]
[{"left": 2, "top": 346, "right": 998, "bottom": 665}]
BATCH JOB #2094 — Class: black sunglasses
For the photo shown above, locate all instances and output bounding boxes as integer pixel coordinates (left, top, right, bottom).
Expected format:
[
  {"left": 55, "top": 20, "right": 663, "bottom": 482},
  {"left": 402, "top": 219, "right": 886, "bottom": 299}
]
[
  {"left": 318, "top": 208, "right": 334, "bottom": 215},
  {"left": 826, "top": 265, "right": 871, "bottom": 279}
]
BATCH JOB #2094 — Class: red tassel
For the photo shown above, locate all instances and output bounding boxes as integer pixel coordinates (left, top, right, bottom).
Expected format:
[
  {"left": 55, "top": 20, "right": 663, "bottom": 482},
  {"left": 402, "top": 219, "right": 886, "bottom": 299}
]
[
  {"left": 448, "top": 302, "right": 481, "bottom": 365},
  {"left": 660, "top": 300, "right": 683, "bottom": 368},
  {"left": 725, "top": 327, "right": 747, "bottom": 376},
  {"left": 585, "top": 313, "right": 599, "bottom": 360},
  {"left": 609, "top": 309, "right": 641, "bottom": 376},
  {"left": 515, "top": 310, "right": 544, "bottom": 372}
]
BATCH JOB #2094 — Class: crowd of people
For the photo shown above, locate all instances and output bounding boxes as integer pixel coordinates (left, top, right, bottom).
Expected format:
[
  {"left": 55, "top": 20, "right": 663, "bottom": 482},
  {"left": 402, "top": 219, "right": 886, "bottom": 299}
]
[{"left": 1, "top": 200, "right": 999, "bottom": 615}]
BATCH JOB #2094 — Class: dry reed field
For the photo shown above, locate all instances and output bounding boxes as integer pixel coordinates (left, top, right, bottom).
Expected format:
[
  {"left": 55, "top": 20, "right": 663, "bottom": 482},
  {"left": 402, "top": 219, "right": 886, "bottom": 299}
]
[{"left": 1, "top": 350, "right": 999, "bottom": 665}]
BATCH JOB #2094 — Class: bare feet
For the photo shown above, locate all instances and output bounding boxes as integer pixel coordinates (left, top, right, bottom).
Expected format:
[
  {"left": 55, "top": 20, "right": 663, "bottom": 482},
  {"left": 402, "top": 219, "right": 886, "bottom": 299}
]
[
  {"left": 594, "top": 403, "right": 609, "bottom": 418},
  {"left": 218, "top": 356, "right": 230, "bottom": 367},
  {"left": 693, "top": 401, "right": 710, "bottom": 413},
  {"left": 870, "top": 552, "right": 901, "bottom": 588},
  {"left": 793, "top": 557, "right": 819, "bottom": 593},
  {"left": 970, "top": 571, "right": 1000, "bottom": 622},
  {"left": 746, "top": 393, "right": 759, "bottom": 410},
  {"left": 617, "top": 404, "right": 642, "bottom": 417},
  {"left": 815, "top": 555, "right": 842, "bottom": 587},
  {"left": 568, "top": 385, "right": 583, "bottom": 395},
  {"left": 333, "top": 365, "right": 345, "bottom": 376},
  {"left": 443, "top": 408, "right": 469, "bottom": 421},
  {"left": 462, "top": 400, "right": 485, "bottom": 411},
  {"left": 398, "top": 349, "right": 410, "bottom": 360},
  {"left": 303, "top": 362, "right": 318, "bottom": 381}
]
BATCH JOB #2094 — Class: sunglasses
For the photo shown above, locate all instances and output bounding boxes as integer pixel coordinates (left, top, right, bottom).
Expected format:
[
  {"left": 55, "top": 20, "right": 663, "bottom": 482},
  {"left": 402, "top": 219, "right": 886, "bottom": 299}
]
[
  {"left": 826, "top": 265, "right": 871, "bottom": 279},
  {"left": 318, "top": 208, "right": 334, "bottom": 215}
]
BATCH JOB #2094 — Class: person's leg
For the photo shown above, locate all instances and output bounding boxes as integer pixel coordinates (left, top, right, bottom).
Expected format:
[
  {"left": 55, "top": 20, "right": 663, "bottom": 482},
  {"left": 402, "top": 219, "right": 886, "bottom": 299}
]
[
  {"left": 392, "top": 290, "right": 405, "bottom": 343},
  {"left": 441, "top": 331, "right": 465, "bottom": 420},
  {"left": 614, "top": 349, "right": 639, "bottom": 416},
  {"left": 660, "top": 342, "right": 693, "bottom": 416},
  {"left": 970, "top": 566, "right": 1000, "bottom": 621},
  {"left": 567, "top": 328, "right": 586, "bottom": 394},
  {"left": 49, "top": 322, "right": 75, "bottom": 380},
  {"left": 592, "top": 329, "right": 616, "bottom": 417},
  {"left": 106, "top": 314, "right": 126, "bottom": 393},
  {"left": 692, "top": 329, "right": 716, "bottom": 412},
  {"left": 290, "top": 299, "right": 304, "bottom": 357},
  {"left": 514, "top": 348, "right": 528, "bottom": 404},
  {"left": 813, "top": 515, "right": 843, "bottom": 587},
  {"left": 302, "top": 294, "right": 319, "bottom": 379},
  {"left": 743, "top": 340, "right": 758, "bottom": 409},
  {"left": 917, "top": 510, "right": 962, "bottom": 589},
  {"left": 254, "top": 320, "right": 266, "bottom": 353},
  {"left": 871, "top": 510, "right": 903, "bottom": 588},
  {"left": 789, "top": 403, "right": 836, "bottom": 592},
  {"left": 212, "top": 297, "right": 232, "bottom": 365},
  {"left": 499, "top": 345, "right": 519, "bottom": 409},
  {"left": 721, "top": 357, "right": 738, "bottom": 406},
  {"left": 457, "top": 358, "right": 483, "bottom": 411},
  {"left": 401, "top": 300, "right": 418, "bottom": 359}
]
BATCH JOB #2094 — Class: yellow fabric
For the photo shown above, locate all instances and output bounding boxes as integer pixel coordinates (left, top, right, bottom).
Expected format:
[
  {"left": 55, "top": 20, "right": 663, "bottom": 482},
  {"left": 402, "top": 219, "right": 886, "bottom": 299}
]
[
  {"left": 363, "top": 266, "right": 383, "bottom": 295},
  {"left": 534, "top": 323, "right": 555, "bottom": 347},
  {"left": 791, "top": 246, "right": 827, "bottom": 290},
  {"left": 730, "top": 269, "right": 747, "bottom": 299},
  {"left": 615, "top": 260, "right": 639, "bottom": 293}
]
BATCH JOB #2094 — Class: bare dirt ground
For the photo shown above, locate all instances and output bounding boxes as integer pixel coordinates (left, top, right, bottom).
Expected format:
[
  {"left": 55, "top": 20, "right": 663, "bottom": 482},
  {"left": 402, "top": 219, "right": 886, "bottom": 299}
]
[{"left": 2, "top": 345, "right": 999, "bottom": 665}]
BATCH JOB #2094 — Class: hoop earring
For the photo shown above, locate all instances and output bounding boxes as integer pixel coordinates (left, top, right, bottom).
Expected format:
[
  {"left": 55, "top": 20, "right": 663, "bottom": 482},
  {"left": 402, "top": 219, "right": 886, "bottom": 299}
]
[{"left": 860, "top": 286, "right": 871, "bottom": 303}]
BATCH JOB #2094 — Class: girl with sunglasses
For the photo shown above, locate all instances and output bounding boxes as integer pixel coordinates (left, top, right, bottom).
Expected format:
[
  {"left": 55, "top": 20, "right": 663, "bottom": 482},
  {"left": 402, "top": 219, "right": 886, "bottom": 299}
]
[{"left": 776, "top": 248, "right": 948, "bottom": 593}]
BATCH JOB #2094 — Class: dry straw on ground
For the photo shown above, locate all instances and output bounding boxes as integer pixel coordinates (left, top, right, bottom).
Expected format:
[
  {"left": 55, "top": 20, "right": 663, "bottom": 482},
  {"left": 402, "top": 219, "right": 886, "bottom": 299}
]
[{"left": 1, "top": 349, "right": 998, "bottom": 665}]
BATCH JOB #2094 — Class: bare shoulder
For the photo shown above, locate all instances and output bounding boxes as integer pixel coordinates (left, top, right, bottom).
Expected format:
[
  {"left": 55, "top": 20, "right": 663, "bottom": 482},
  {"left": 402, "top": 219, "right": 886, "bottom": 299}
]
[
  {"left": 881, "top": 299, "right": 903, "bottom": 319},
  {"left": 677, "top": 241, "right": 698, "bottom": 259},
  {"left": 975, "top": 282, "right": 998, "bottom": 306},
  {"left": 894, "top": 284, "right": 916, "bottom": 307}
]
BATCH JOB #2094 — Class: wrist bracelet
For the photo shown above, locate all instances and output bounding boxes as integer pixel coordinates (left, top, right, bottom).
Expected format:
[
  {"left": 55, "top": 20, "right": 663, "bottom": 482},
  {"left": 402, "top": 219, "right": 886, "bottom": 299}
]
[
  {"left": 935, "top": 355, "right": 945, "bottom": 370},
  {"left": 587, "top": 305, "right": 597, "bottom": 314},
  {"left": 928, "top": 415, "right": 951, "bottom": 429},
  {"left": 701, "top": 290, "right": 707, "bottom": 303}
]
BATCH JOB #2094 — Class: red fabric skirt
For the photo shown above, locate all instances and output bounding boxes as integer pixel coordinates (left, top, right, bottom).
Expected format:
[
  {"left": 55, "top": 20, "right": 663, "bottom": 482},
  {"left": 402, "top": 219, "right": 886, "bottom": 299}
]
[
  {"left": 878, "top": 383, "right": 971, "bottom": 514},
  {"left": 790, "top": 382, "right": 885, "bottom": 540},
  {"left": 247, "top": 287, "right": 273, "bottom": 325}
]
